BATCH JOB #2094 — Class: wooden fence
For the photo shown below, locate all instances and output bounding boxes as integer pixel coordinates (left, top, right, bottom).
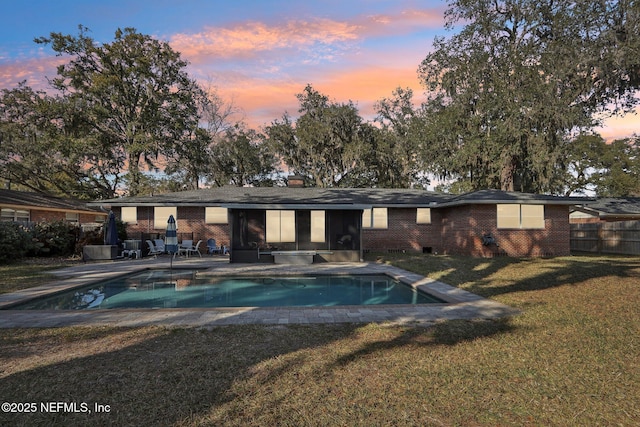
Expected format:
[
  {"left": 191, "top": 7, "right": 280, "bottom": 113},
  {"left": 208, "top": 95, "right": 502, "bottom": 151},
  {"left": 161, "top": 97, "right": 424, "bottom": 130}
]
[{"left": 570, "top": 221, "right": 640, "bottom": 255}]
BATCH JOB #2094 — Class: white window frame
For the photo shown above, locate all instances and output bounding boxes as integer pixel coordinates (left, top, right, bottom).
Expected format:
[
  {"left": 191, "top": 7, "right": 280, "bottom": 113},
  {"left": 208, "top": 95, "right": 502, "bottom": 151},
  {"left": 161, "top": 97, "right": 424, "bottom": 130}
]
[
  {"left": 416, "top": 208, "right": 431, "bottom": 224},
  {"left": 121, "top": 206, "right": 137, "bottom": 224},
  {"left": 1, "top": 208, "right": 30, "bottom": 222},
  {"left": 310, "top": 210, "right": 325, "bottom": 243},
  {"left": 363, "top": 208, "right": 388, "bottom": 229},
  {"left": 497, "top": 204, "right": 545, "bottom": 229},
  {"left": 65, "top": 212, "right": 79, "bottom": 223},
  {"left": 205, "top": 207, "right": 228, "bottom": 224},
  {"left": 266, "top": 210, "right": 296, "bottom": 243},
  {"left": 154, "top": 206, "right": 177, "bottom": 229}
]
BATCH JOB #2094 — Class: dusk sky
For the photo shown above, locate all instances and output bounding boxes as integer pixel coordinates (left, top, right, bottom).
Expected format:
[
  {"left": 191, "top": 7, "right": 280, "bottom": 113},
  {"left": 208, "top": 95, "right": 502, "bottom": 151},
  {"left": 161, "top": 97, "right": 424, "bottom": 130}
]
[{"left": 0, "top": 0, "right": 636, "bottom": 139}]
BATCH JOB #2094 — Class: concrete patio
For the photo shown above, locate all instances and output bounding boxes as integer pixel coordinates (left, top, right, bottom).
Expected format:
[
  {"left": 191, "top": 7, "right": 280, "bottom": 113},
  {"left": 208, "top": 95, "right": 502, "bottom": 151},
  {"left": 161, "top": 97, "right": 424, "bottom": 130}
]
[{"left": 0, "top": 256, "right": 519, "bottom": 327}]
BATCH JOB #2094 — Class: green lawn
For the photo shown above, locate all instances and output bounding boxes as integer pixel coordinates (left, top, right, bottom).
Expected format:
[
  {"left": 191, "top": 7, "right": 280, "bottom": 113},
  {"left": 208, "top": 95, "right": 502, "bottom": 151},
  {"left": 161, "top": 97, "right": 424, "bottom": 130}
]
[
  {"left": 0, "top": 258, "right": 79, "bottom": 294},
  {"left": 1, "top": 254, "right": 639, "bottom": 426}
]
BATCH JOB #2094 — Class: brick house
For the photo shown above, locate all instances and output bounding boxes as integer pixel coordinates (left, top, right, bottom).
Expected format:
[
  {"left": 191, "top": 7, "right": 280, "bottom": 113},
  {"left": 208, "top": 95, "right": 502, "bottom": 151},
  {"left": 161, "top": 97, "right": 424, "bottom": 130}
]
[
  {"left": 93, "top": 185, "right": 587, "bottom": 262},
  {"left": 0, "top": 189, "right": 107, "bottom": 227},
  {"left": 570, "top": 197, "right": 640, "bottom": 223}
]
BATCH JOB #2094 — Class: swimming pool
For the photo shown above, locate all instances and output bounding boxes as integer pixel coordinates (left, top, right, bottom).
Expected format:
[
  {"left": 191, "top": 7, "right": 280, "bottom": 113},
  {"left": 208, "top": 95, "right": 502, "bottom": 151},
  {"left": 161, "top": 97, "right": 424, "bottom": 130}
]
[{"left": 12, "top": 269, "right": 444, "bottom": 309}]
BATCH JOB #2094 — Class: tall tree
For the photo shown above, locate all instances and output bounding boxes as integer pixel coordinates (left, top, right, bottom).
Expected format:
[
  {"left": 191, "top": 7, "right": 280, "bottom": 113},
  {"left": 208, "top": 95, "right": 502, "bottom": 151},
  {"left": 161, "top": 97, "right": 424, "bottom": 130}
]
[
  {"left": 0, "top": 83, "right": 120, "bottom": 199},
  {"left": 373, "top": 87, "right": 429, "bottom": 188},
  {"left": 208, "top": 125, "right": 279, "bottom": 187},
  {"left": 266, "top": 85, "right": 364, "bottom": 187},
  {"left": 35, "top": 26, "right": 201, "bottom": 196},
  {"left": 418, "top": 0, "right": 640, "bottom": 193},
  {"left": 593, "top": 137, "right": 640, "bottom": 197},
  {"left": 565, "top": 134, "right": 640, "bottom": 197},
  {"left": 164, "top": 84, "right": 242, "bottom": 190}
]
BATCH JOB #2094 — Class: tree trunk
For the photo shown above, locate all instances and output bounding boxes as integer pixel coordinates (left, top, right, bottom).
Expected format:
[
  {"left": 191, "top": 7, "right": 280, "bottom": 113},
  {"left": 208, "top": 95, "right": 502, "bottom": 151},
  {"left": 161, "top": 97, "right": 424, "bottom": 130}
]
[
  {"left": 500, "top": 158, "right": 516, "bottom": 191},
  {"left": 128, "top": 152, "right": 142, "bottom": 196}
]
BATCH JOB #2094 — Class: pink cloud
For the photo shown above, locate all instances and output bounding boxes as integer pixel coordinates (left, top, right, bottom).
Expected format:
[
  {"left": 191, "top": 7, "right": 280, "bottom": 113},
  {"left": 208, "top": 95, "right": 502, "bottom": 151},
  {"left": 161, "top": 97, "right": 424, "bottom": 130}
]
[
  {"left": 214, "top": 61, "right": 426, "bottom": 129},
  {"left": 170, "top": 7, "right": 445, "bottom": 65},
  {"left": 0, "top": 56, "right": 66, "bottom": 90},
  {"left": 597, "top": 108, "right": 640, "bottom": 140},
  {"left": 174, "top": 8, "right": 443, "bottom": 127},
  {"left": 357, "top": 8, "right": 447, "bottom": 37},
  {"left": 170, "top": 18, "right": 362, "bottom": 64}
]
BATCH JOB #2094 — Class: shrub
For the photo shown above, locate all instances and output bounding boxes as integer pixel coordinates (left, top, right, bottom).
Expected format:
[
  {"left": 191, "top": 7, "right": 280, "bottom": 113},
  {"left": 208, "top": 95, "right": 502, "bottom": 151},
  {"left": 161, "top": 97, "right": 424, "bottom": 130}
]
[
  {"left": 29, "top": 221, "right": 79, "bottom": 257},
  {"left": 0, "top": 222, "right": 33, "bottom": 264}
]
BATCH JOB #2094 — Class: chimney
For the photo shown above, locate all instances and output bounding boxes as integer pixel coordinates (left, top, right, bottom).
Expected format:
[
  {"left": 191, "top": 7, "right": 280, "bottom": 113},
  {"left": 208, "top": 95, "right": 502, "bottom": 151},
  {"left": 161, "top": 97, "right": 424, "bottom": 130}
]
[{"left": 287, "top": 175, "right": 305, "bottom": 188}]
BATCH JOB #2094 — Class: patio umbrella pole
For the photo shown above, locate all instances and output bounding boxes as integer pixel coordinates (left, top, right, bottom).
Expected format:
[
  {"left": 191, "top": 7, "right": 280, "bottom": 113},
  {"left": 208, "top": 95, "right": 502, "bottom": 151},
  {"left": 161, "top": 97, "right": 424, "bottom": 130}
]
[{"left": 166, "top": 215, "right": 178, "bottom": 273}]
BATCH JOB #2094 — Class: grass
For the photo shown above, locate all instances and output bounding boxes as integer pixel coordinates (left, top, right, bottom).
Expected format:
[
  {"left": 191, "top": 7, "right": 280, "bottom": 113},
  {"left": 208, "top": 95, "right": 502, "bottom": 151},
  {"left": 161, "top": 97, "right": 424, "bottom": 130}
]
[
  {"left": 0, "top": 257, "right": 80, "bottom": 294},
  {"left": 1, "top": 254, "right": 639, "bottom": 426}
]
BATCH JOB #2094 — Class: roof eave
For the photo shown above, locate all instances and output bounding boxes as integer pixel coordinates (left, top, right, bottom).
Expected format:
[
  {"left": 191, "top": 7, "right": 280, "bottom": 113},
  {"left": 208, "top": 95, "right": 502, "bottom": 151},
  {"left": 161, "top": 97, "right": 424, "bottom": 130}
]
[{"left": 435, "top": 199, "right": 590, "bottom": 208}]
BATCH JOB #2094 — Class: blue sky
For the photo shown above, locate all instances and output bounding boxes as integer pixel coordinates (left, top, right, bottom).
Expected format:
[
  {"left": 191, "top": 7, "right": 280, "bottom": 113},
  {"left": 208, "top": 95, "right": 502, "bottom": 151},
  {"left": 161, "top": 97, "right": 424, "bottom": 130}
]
[{"left": 0, "top": 0, "right": 635, "bottom": 138}]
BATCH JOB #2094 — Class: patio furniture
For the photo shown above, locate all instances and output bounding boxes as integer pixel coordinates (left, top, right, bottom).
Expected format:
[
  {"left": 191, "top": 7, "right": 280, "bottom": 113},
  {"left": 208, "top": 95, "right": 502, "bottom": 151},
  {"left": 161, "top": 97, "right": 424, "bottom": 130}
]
[
  {"left": 154, "top": 238, "right": 166, "bottom": 253},
  {"left": 187, "top": 240, "right": 203, "bottom": 258},
  {"left": 123, "top": 239, "right": 142, "bottom": 259},
  {"left": 176, "top": 240, "right": 193, "bottom": 258},
  {"left": 146, "top": 240, "right": 163, "bottom": 258},
  {"left": 207, "top": 238, "right": 221, "bottom": 255}
]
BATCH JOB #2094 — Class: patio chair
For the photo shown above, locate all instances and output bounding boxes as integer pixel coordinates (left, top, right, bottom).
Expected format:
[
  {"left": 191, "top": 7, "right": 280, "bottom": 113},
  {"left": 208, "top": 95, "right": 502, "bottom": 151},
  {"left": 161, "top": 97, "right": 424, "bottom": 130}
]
[
  {"left": 154, "top": 238, "right": 166, "bottom": 253},
  {"left": 187, "top": 240, "right": 203, "bottom": 258},
  {"left": 146, "top": 240, "right": 163, "bottom": 258},
  {"left": 207, "top": 238, "right": 221, "bottom": 255},
  {"left": 176, "top": 239, "right": 193, "bottom": 258}
]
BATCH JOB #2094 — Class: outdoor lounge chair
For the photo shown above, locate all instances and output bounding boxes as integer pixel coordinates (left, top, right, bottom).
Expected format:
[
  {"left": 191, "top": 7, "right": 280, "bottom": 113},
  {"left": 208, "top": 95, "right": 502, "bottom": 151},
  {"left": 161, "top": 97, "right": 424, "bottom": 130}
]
[
  {"left": 187, "top": 240, "right": 203, "bottom": 257},
  {"left": 154, "top": 238, "right": 166, "bottom": 253},
  {"left": 207, "top": 238, "right": 221, "bottom": 255},
  {"left": 146, "top": 240, "right": 163, "bottom": 258}
]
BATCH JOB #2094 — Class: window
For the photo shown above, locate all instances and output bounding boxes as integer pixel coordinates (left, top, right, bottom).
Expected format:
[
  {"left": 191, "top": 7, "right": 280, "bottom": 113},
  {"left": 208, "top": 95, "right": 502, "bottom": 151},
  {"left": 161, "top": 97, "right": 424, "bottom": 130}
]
[
  {"left": 363, "top": 208, "right": 388, "bottom": 229},
  {"left": 154, "top": 206, "right": 177, "bottom": 229},
  {"left": 65, "top": 212, "right": 79, "bottom": 222},
  {"left": 1, "top": 208, "right": 30, "bottom": 222},
  {"left": 416, "top": 208, "right": 431, "bottom": 224},
  {"left": 205, "top": 207, "right": 228, "bottom": 224},
  {"left": 121, "top": 206, "right": 137, "bottom": 224},
  {"left": 497, "top": 204, "right": 544, "bottom": 229},
  {"left": 520, "top": 205, "right": 545, "bottom": 229},
  {"left": 266, "top": 210, "right": 296, "bottom": 242},
  {"left": 310, "top": 210, "right": 325, "bottom": 242}
]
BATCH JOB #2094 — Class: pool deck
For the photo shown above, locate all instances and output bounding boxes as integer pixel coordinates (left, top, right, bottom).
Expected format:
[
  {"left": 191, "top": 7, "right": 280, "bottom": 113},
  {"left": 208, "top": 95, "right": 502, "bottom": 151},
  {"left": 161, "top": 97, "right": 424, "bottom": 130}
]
[{"left": 0, "top": 256, "right": 519, "bottom": 328}]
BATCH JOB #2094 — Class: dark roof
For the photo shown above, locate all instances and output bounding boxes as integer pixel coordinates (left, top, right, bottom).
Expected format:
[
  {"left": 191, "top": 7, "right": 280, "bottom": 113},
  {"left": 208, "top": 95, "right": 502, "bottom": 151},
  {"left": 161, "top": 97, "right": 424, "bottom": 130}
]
[
  {"left": 0, "top": 189, "right": 104, "bottom": 214},
  {"left": 574, "top": 197, "right": 640, "bottom": 217},
  {"left": 436, "top": 189, "right": 593, "bottom": 207},
  {"left": 91, "top": 186, "right": 590, "bottom": 209},
  {"left": 92, "top": 187, "right": 450, "bottom": 209}
]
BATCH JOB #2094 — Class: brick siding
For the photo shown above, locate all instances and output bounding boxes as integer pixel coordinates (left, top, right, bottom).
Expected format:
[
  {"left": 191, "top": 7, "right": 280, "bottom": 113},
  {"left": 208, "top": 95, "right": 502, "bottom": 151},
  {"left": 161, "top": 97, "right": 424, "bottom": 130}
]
[
  {"left": 116, "top": 204, "right": 570, "bottom": 258},
  {"left": 29, "top": 209, "right": 102, "bottom": 224},
  {"left": 363, "top": 208, "right": 441, "bottom": 253},
  {"left": 438, "top": 204, "right": 570, "bottom": 257},
  {"left": 363, "top": 205, "right": 570, "bottom": 257},
  {"left": 114, "top": 206, "right": 231, "bottom": 248}
]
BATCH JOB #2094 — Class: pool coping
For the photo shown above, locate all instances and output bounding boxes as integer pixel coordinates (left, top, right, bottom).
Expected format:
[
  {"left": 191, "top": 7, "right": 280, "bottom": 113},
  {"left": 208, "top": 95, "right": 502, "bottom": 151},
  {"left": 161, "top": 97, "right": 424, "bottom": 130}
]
[{"left": 0, "top": 257, "right": 520, "bottom": 327}]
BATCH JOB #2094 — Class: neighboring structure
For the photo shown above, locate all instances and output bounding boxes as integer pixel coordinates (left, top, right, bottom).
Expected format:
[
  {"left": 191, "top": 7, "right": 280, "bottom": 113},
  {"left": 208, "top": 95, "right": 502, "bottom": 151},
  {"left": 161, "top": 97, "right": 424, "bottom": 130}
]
[
  {"left": 570, "top": 197, "right": 640, "bottom": 222},
  {"left": 0, "top": 189, "right": 107, "bottom": 228},
  {"left": 92, "top": 186, "right": 588, "bottom": 262},
  {"left": 570, "top": 198, "right": 640, "bottom": 255}
]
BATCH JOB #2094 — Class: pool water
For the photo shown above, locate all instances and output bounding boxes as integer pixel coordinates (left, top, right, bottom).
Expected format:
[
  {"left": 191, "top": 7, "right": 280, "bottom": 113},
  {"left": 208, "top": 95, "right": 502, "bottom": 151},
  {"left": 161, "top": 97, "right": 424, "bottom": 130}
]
[{"left": 13, "top": 270, "right": 444, "bottom": 309}]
